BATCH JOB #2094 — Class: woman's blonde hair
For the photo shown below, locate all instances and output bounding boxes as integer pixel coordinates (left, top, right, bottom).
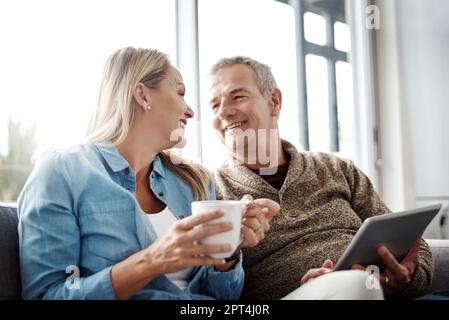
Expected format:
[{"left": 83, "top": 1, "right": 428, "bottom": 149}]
[{"left": 86, "top": 47, "right": 210, "bottom": 200}]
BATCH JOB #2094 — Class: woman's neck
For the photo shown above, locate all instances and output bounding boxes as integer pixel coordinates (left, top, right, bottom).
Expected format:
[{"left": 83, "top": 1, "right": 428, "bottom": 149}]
[{"left": 115, "top": 134, "right": 159, "bottom": 175}]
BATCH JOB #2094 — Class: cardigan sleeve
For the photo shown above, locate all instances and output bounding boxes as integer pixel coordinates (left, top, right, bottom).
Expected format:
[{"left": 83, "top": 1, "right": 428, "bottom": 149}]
[{"left": 342, "top": 159, "right": 434, "bottom": 299}]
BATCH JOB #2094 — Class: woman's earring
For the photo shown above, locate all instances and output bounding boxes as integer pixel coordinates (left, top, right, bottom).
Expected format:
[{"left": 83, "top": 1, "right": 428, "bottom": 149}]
[{"left": 146, "top": 105, "right": 152, "bottom": 111}]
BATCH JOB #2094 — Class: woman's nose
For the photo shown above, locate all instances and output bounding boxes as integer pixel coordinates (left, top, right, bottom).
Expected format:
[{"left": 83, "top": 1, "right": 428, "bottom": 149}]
[{"left": 186, "top": 105, "right": 194, "bottom": 118}]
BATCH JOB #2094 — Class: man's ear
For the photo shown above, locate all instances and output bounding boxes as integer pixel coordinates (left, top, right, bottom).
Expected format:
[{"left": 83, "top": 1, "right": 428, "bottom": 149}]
[
  {"left": 270, "top": 88, "right": 282, "bottom": 117},
  {"left": 134, "top": 83, "right": 151, "bottom": 111}
]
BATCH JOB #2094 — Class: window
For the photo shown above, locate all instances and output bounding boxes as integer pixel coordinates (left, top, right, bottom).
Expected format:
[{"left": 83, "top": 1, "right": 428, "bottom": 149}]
[
  {"left": 277, "top": 0, "right": 355, "bottom": 159},
  {"left": 0, "top": 0, "right": 176, "bottom": 202}
]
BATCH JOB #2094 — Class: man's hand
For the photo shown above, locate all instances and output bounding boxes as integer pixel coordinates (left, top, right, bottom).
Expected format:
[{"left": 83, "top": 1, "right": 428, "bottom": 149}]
[
  {"left": 239, "top": 194, "right": 280, "bottom": 248},
  {"left": 351, "top": 238, "right": 421, "bottom": 295},
  {"left": 300, "top": 259, "right": 334, "bottom": 284}
]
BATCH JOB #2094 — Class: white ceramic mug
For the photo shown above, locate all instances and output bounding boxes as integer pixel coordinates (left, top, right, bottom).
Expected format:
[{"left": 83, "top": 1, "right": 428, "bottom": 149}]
[{"left": 191, "top": 200, "right": 243, "bottom": 258}]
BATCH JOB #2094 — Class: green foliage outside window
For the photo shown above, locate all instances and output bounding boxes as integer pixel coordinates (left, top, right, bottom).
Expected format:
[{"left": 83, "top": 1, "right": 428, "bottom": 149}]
[{"left": 0, "top": 118, "right": 36, "bottom": 202}]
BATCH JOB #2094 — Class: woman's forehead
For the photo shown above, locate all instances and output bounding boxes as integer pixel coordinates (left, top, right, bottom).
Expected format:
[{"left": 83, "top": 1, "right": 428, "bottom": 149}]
[{"left": 167, "top": 65, "right": 183, "bottom": 84}]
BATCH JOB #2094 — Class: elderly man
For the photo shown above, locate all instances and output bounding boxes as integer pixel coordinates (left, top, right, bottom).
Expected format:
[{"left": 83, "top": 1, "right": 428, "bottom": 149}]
[{"left": 208, "top": 56, "right": 433, "bottom": 300}]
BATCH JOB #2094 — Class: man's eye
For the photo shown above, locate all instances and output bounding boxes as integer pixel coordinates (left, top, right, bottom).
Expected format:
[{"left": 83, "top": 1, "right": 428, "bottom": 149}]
[{"left": 235, "top": 96, "right": 245, "bottom": 100}]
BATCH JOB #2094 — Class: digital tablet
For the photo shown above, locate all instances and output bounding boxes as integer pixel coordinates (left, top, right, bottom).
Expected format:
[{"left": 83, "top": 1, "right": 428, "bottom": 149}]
[{"left": 334, "top": 204, "right": 441, "bottom": 271}]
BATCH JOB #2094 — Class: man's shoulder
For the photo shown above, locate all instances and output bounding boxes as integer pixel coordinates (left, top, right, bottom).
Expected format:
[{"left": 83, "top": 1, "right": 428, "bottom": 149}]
[
  {"left": 297, "top": 151, "right": 356, "bottom": 178},
  {"left": 301, "top": 151, "right": 352, "bottom": 165}
]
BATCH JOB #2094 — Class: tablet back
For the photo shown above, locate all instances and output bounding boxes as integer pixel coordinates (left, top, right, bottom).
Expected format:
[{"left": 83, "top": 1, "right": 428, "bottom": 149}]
[{"left": 334, "top": 204, "right": 442, "bottom": 271}]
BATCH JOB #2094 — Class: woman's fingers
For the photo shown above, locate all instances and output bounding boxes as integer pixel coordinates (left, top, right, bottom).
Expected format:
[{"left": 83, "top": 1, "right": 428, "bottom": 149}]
[
  {"left": 176, "top": 221, "right": 233, "bottom": 244},
  {"left": 176, "top": 210, "right": 224, "bottom": 230}
]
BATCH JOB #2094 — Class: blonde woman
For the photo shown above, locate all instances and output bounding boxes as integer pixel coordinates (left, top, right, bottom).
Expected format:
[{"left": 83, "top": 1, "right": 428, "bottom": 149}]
[{"left": 17, "top": 47, "right": 279, "bottom": 300}]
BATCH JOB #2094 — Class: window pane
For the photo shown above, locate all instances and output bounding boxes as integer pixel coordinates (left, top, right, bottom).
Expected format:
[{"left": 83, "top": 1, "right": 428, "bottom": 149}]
[
  {"left": 336, "top": 61, "right": 355, "bottom": 159},
  {"left": 306, "top": 54, "right": 330, "bottom": 152},
  {"left": 198, "top": 0, "right": 299, "bottom": 171},
  {"left": 334, "top": 21, "right": 351, "bottom": 52},
  {"left": 304, "top": 12, "right": 327, "bottom": 46},
  {"left": 0, "top": 0, "right": 176, "bottom": 202}
]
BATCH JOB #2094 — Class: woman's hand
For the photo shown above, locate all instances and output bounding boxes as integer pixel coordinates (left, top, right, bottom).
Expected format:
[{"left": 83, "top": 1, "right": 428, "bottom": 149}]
[
  {"left": 111, "top": 210, "right": 234, "bottom": 299},
  {"left": 300, "top": 259, "right": 334, "bottom": 284},
  {"left": 145, "top": 209, "right": 235, "bottom": 275},
  {"left": 239, "top": 194, "right": 280, "bottom": 248}
]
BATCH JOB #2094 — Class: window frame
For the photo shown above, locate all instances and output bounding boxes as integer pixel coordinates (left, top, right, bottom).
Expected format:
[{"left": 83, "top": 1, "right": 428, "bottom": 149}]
[{"left": 278, "top": 0, "right": 349, "bottom": 152}]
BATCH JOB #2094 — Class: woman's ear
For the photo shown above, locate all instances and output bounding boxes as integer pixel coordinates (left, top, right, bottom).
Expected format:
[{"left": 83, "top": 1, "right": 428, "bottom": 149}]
[
  {"left": 271, "top": 88, "right": 282, "bottom": 117},
  {"left": 134, "top": 83, "right": 152, "bottom": 111}
]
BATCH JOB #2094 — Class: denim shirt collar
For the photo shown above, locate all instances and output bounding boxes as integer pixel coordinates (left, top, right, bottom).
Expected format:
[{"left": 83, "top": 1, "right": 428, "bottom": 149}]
[{"left": 95, "top": 141, "right": 167, "bottom": 179}]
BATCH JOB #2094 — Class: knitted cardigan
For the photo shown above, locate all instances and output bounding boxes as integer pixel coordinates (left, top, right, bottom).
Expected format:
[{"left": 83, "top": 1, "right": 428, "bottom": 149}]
[{"left": 213, "top": 139, "right": 433, "bottom": 299}]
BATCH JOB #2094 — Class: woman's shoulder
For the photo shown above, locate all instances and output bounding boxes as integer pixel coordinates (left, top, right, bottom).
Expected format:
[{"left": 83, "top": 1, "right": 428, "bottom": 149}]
[
  {"left": 35, "top": 143, "right": 96, "bottom": 169},
  {"left": 28, "top": 144, "right": 100, "bottom": 186}
]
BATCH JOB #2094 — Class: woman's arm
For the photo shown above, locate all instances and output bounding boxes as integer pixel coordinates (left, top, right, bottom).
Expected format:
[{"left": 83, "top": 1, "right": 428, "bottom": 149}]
[
  {"left": 19, "top": 152, "right": 233, "bottom": 300},
  {"left": 111, "top": 210, "right": 233, "bottom": 299},
  {"left": 19, "top": 151, "right": 116, "bottom": 299}
]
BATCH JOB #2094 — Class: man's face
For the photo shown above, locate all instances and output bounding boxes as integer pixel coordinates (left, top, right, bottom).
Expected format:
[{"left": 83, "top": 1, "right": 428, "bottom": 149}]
[{"left": 209, "top": 64, "right": 277, "bottom": 157}]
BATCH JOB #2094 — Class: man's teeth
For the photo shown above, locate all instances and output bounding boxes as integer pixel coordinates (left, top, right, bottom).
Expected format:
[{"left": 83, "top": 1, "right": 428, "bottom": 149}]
[{"left": 226, "top": 122, "right": 245, "bottom": 130}]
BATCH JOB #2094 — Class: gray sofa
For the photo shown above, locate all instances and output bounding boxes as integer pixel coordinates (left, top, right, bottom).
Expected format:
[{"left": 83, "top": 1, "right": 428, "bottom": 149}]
[{"left": 1, "top": 202, "right": 448, "bottom": 300}]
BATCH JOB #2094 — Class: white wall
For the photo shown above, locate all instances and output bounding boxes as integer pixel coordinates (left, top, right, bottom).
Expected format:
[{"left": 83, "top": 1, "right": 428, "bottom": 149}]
[{"left": 374, "top": 0, "right": 449, "bottom": 237}]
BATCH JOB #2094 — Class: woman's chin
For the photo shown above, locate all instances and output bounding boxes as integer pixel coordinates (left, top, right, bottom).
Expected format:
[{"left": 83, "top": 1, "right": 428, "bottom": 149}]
[
  {"left": 171, "top": 136, "right": 187, "bottom": 149},
  {"left": 169, "top": 128, "right": 187, "bottom": 149}
]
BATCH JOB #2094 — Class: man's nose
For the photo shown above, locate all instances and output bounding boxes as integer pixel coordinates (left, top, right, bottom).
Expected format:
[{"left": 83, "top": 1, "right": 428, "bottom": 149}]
[{"left": 217, "top": 101, "right": 236, "bottom": 120}]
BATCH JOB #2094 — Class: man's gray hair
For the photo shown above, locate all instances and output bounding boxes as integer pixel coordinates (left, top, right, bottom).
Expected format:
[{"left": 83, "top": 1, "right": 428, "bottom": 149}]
[{"left": 210, "top": 56, "right": 278, "bottom": 97}]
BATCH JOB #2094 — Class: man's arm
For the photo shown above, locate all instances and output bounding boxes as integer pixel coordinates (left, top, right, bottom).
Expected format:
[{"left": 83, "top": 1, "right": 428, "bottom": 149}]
[{"left": 343, "top": 159, "right": 434, "bottom": 299}]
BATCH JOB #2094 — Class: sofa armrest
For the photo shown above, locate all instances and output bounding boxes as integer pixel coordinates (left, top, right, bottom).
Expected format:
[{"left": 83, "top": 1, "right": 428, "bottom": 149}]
[{"left": 425, "top": 239, "right": 449, "bottom": 292}]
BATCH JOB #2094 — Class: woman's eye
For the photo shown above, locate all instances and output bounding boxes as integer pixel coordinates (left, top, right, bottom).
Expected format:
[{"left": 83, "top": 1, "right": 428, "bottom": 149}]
[{"left": 235, "top": 96, "right": 245, "bottom": 100}]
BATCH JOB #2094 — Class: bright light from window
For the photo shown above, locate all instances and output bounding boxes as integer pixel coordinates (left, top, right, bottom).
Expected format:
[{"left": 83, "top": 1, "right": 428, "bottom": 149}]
[
  {"left": 336, "top": 61, "right": 354, "bottom": 160},
  {"left": 306, "top": 54, "right": 330, "bottom": 152},
  {"left": 198, "top": 0, "right": 299, "bottom": 171},
  {"left": 304, "top": 11, "right": 327, "bottom": 46},
  {"left": 0, "top": 0, "right": 176, "bottom": 158},
  {"left": 334, "top": 21, "right": 351, "bottom": 52}
]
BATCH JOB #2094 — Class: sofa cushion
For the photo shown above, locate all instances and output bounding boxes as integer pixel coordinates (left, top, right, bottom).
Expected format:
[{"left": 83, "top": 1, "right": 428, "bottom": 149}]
[
  {"left": 0, "top": 204, "right": 21, "bottom": 299},
  {"left": 426, "top": 239, "right": 449, "bottom": 292}
]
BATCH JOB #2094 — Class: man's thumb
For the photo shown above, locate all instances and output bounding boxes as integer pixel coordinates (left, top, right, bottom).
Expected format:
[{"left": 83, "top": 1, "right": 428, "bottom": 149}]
[{"left": 322, "top": 259, "right": 334, "bottom": 269}]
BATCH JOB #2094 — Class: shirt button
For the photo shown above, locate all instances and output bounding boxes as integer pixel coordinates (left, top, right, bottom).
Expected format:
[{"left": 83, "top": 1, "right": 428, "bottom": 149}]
[
  {"left": 288, "top": 210, "right": 301, "bottom": 218},
  {"left": 158, "top": 192, "right": 164, "bottom": 197},
  {"left": 151, "top": 174, "right": 155, "bottom": 179}
]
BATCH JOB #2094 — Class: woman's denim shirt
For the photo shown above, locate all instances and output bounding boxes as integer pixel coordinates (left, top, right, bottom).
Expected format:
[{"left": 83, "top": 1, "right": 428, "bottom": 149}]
[{"left": 17, "top": 141, "right": 244, "bottom": 299}]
